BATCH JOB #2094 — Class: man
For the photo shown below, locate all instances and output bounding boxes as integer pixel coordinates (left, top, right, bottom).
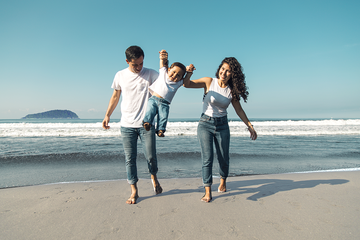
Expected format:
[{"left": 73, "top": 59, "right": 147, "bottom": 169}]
[{"left": 102, "top": 46, "right": 162, "bottom": 204}]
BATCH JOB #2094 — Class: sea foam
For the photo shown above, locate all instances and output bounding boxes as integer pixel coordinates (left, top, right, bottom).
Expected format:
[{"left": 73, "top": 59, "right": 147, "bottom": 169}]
[{"left": 1, "top": 119, "right": 360, "bottom": 137}]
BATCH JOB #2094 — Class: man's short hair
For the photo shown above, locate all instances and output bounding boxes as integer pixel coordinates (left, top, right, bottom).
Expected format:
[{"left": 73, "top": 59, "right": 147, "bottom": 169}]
[{"left": 125, "top": 46, "right": 144, "bottom": 61}]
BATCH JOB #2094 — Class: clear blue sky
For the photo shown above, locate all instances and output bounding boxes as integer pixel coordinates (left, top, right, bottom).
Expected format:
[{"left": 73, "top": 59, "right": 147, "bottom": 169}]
[{"left": 1, "top": 0, "right": 359, "bottom": 119}]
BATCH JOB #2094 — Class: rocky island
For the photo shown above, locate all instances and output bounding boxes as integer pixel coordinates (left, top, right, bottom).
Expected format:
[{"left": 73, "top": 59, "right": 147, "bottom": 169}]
[{"left": 22, "top": 110, "right": 79, "bottom": 119}]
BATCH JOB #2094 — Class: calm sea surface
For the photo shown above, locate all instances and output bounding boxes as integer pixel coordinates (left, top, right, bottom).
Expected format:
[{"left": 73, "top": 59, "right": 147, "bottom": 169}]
[{"left": 1, "top": 118, "right": 359, "bottom": 188}]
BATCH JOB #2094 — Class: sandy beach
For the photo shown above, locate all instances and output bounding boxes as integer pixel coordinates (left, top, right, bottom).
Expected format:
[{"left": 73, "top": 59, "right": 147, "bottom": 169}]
[{"left": 1, "top": 170, "right": 359, "bottom": 240}]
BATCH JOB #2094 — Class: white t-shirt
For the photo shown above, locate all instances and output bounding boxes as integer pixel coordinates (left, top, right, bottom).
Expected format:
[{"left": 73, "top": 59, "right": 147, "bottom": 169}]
[
  {"left": 149, "top": 67, "right": 183, "bottom": 103},
  {"left": 203, "top": 78, "right": 232, "bottom": 117},
  {"left": 111, "top": 67, "right": 159, "bottom": 128}
]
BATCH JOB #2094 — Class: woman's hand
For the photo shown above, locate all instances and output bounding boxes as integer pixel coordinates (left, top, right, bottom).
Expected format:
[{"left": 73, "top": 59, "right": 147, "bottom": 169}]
[
  {"left": 248, "top": 126, "right": 257, "bottom": 140},
  {"left": 186, "top": 64, "right": 196, "bottom": 73}
]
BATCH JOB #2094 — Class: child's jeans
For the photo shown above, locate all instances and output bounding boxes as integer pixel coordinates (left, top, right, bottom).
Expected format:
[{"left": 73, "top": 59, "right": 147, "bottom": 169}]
[{"left": 143, "top": 95, "right": 170, "bottom": 132}]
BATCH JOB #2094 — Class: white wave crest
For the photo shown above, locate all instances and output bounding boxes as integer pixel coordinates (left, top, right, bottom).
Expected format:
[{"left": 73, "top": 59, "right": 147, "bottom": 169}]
[{"left": 1, "top": 119, "right": 360, "bottom": 137}]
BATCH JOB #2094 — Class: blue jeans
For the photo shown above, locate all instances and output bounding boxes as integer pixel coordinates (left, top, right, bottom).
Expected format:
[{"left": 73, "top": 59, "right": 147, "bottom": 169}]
[
  {"left": 143, "top": 95, "right": 170, "bottom": 132},
  {"left": 197, "top": 114, "right": 230, "bottom": 187},
  {"left": 121, "top": 126, "right": 158, "bottom": 185}
]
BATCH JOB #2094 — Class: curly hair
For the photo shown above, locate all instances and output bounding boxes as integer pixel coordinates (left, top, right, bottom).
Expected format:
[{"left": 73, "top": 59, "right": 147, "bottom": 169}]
[{"left": 215, "top": 57, "right": 249, "bottom": 102}]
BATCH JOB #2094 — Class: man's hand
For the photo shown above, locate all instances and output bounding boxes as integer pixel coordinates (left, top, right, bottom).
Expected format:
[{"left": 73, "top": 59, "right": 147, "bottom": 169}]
[
  {"left": 102, "top": 116, "right": 110, "bottom": 129},
  {"left": 159, "top": 50, "right": 168, "bottom": 68},
  {"left": 159, "top": 50, "right": 168, "bottom": 60}
]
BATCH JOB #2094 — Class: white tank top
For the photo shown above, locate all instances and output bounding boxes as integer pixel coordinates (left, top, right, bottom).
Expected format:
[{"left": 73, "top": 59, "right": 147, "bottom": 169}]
[{"left": 202, "top": 78, "right": 232, "bottom": 117}]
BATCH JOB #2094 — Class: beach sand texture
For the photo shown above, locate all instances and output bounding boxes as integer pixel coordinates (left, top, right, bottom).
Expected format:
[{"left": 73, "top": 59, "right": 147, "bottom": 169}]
[{"left": 1, "top": 171, "right": 359, "bottom": 240}]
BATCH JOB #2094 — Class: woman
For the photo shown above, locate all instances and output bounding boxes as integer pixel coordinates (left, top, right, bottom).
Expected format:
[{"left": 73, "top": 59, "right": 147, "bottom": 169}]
[{"left": 184, "top": 57, "right": 257, "bottom": 202}]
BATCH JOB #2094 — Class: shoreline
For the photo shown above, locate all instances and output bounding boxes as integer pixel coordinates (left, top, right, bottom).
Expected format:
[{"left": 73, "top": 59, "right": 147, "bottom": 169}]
[
  {"left": 1, "top": 170, "right": 359, "bottom": 239},
  {"left": 1, "top": 167, "right": 359, "bottom": 190}
]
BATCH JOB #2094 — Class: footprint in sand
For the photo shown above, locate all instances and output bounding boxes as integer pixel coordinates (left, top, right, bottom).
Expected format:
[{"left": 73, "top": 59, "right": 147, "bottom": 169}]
[{"left": 65, "top": 197, "right": 83, "bottom": 203}]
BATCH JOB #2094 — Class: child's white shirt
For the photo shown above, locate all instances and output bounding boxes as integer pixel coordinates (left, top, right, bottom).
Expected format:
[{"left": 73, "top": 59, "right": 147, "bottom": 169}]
[{"left": 149, "top": 67, "right": 183, "bottom": 103}]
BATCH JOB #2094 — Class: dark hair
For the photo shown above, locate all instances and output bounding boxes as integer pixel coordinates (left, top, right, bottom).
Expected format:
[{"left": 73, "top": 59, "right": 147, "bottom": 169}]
[
  {"left": 170, "top": 62, "right": 187, "bottom": 78},
  {"left": 125, "top": 46, "right": 144, "bottom": 61},
  {"left": 215, "top": 57, "right": 249, "bottom": 102}
]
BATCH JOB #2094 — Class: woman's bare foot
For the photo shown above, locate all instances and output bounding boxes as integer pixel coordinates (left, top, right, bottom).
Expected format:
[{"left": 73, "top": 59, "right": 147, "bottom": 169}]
[
  {"left": 126, "top": 194, "right": 139, "bottom": 204},
  {"left": 126, "top": 184, "right": 139, "bottom": 204},
  {"left": 201, "top": 195, "right": 212, "bottom": 202},
  {"left": 201, "top": 186, "right": 212, "bottom": 203},
  {"left": 151, "top": 175, "right": 163, "bottom": 195},
  {"left": 218, "top": 178, "right": 226, "bottom": 193},
  {"left": 143, "top": 122, "right": 151, "bottom": 131}
]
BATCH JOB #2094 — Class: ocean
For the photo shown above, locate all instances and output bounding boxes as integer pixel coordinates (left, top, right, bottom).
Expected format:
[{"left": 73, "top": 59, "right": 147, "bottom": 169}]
[{"left": 1, "top": 118, "right": 360, "bottom": 188}]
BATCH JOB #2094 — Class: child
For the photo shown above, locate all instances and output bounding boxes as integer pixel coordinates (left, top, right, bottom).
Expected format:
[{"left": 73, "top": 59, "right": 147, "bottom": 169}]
[{"left": 143, "top": 50, "right": 195, "bottom": 137}]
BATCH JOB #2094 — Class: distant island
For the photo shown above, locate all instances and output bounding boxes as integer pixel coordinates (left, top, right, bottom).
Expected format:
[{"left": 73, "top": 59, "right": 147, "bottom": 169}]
[{"left": 22, "top": 110, "right": 79, "bottom": 119}]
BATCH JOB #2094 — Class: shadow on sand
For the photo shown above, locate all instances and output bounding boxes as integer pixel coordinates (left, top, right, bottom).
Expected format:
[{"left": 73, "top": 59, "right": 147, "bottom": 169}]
[
  {"left": 224, "top": 178, "right": 349, "bottom": 201},
  {"left": 140, "top": 177, "right": 349, "bottom": 203}
]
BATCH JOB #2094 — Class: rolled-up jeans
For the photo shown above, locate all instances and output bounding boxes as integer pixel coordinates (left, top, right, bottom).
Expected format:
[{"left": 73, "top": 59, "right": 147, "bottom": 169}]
[
  {"left": 121, "top": 126, "right": 158, "bottom": 185},
  {"left": 197, "top": 113, "right": 230, "bottom": 187}
]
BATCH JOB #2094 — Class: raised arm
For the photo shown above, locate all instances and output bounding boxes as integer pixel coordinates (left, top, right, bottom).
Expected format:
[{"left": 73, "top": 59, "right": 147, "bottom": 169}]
[
  {"left": 102, "top": 89, "right": 121, "bottom": 129},
  {"left": 182, "top": 64, "right": 195, "bottom": 86},
  {"left": 183, "top": 64, "right": 212, "bottom": 91},
  {"left": 231, "top": 99, "right": 257, "bottom": 140},
  {"left": 159, "top": 50, "right": 168, "bottom": 69},
  {"left": 183, "top": 74, "right": 213, "bottom": 92}
]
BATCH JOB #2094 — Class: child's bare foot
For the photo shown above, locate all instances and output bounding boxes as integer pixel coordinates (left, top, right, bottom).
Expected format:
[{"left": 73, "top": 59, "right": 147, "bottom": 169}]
[
  {"left": 157, "top": 130, "right": 165, "bottom": 137},
  {"left": 143, "top": 122, "right": 151, "bottom": 131}
]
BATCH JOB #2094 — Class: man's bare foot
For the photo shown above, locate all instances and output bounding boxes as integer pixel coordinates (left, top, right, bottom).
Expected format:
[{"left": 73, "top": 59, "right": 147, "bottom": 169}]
[
  {"left": 157, "top": 130, "right": 165, "bottom": 137},
  {"left": 143, "top": 122, "right": 151, "bottom": 131},
  {"left": 201, "top": 186, "right": 212, "bottom": 202},
  {"left": 151, "top": 175, "right": 163, "bottom": 195},
  {"left": 218, "top": 178, "right": 226, "bottom": 193},
  {"left": 126, "top": 184, "right": 139, "bottom": 204}
]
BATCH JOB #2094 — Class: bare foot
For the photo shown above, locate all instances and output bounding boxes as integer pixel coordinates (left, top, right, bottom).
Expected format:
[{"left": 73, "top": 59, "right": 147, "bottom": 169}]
[
  {"left": 126, "top": 194, "right": 139, "bottom": 204},
  {"left": 126, "top": 184, "right": 139, "bottom": 204},
  {"left": 201, "top": 186, "right": 212, "bottom": 203},
  {"left": 218, "top": 178, "right": 226, "bottom": 193},
  {"left": 157, "top": 130, "right": 165, "bottom": 137},
  {"left": 201, "top": 195, "right": 212, "bottom": 203},
  {"left": 143, "top": 122, "right": 151, "bottom": 131},
  {"left": 151, "top": 175, "right": 163, "bottom": 195}
]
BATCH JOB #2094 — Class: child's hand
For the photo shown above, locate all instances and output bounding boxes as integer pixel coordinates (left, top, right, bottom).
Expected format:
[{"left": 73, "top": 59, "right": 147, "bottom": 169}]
[
  {"left": 186, "top": 64, "right": 196, "bottom": 73},
  {"left": 159, "top": 50, "right": 168, "bottom": 60}
]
